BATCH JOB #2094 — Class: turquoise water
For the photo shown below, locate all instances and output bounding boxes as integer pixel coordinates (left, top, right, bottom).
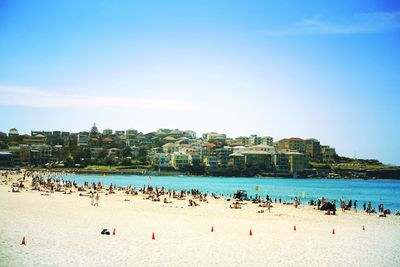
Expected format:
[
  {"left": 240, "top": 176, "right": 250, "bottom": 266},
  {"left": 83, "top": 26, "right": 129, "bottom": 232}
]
[{"left": 68, "top": 174, "right": 400, "bottom": 211}]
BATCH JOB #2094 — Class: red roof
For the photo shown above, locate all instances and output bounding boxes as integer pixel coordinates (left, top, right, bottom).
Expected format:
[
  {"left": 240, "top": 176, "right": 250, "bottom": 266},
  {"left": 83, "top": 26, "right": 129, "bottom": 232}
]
[
  {"left": 204, "top": 142, "right": 216, "bottom": 148},
  {"left": 102, "top": 137, "right": 113, "bottom": 143},
  {"left": 230, "top": 142, "right": 244, "bottom": 147}
]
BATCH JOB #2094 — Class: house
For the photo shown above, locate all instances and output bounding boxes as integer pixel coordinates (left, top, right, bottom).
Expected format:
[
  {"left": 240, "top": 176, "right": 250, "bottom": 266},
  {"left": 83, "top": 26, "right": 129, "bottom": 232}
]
[
  {"left": 170, "top": 152, "right": 190, "bottom": 170},
  {"left": 203, "top": 155, "right": 218, "bottom": 168},
  {"left": 162, "top": 143, "right": 180, "bottom": 153}
]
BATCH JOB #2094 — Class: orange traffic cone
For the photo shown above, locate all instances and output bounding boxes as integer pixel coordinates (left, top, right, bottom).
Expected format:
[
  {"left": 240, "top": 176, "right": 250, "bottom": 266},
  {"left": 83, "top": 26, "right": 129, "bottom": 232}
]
[
  {"left": 152, "top": 232, "right": 155, "bottom": 240},
  {"left": 211, "top": 226, "right": 214, "bottom": 232},
  {"left": 21, "top": 236, "right": 26, "bottom": 245},
  {"left": 249, "top": 229, "right": 253, "bottom": 236},
  {"left": 294, "top": 225, "right": 296, "bottom": 231},
  {"left": 332, "top": 228, "right": 335, "bottom": 235},
  {"left": 362, "top": 225, "right": 365, "bottom": 231},
  {"left": 113, "top": 228, "right": 116, "bottom": 235}
]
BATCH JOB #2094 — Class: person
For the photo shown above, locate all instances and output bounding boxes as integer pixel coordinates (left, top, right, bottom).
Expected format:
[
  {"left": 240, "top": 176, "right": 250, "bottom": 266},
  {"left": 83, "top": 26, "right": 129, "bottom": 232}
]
[
  {"left": 230, "top": 201, "right": 241, "bottom": 209},
  {"left": 367, "top": 201, "right": 372, "bottom": 213},
  {"left": 95, "top": 192, "right": 100, "bottom": 207},
  {"left": 354, "top": 200, "right": 357, "bottom": 211},
  {"left": 363, "top": 202, "right": 366, "bottom": 211},
  {"left": 90, "top": 192, "right": 95, "bottom": 206}
]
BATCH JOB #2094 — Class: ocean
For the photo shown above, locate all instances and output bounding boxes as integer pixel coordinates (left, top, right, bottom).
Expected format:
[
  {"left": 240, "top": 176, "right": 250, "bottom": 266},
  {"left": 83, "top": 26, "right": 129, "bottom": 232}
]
[{"left": 68, "top": 174, "right": 400, "bottom": 211}]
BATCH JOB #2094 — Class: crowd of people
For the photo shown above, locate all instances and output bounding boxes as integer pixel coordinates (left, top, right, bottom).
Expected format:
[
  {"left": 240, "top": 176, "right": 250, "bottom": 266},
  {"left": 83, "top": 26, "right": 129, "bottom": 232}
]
[{"left": 1, "top": 169, "right": 400, "bottom": 217}]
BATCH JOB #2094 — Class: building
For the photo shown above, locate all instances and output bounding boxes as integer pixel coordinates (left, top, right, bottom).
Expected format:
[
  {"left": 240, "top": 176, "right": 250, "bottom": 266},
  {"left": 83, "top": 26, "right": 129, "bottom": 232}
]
[
  {"left": 115, "top": 130, "right": 125, "bottom": 136},
  {"left": 250, "top": 145, "right": 275, "bottom": 153},
  {"left": 8, "top": 128, "right": 19, "bottom": 136},
  {"left": 189, "top": 153, "right": 202, "bottom": 166},
  {"left": 203, "top": 155, "right": 218, "bottom": 168},
  {"left": 183, "top": 130, "right": 196, "bottom": 139},
  {"left": 273, "top": 153, "right": 290, "bottom": 176},
  {"left": 242, "top": 150, "right": 274, "bottom": 172},
  {"left": 277, "top": 138, "right": 305, "bottom": 153},
  {"left": 285, "top": 152, "right": 308, "bottom": 176},
  {"left": 215, "top": 147, "right": 232, "bottom": 168},
  {"left": 52, "top": 131, "right": 62, "bottom": 137},
  {"left": 156, "top": 153, "right": 171, "bottom": 168},
  {"left": 236, "top": 136, "right": 250, "bottom": 145},
  {"left": 126, "top": 128, "right": 138, "bottom": 146},
  {"left": 170, "top": 152, "right": 190, "bottom": 170},
  {"left": 77, "top": 132, "right": 89, "bottom": 146},
  {"left": 0, "top": 152, "right": 13, "bottom": 166},
  {"left": 103, "top": 129, "right": 113, "bottom": 135},
  {"left": 305, "top": 138, "right": 321, "bottom": 160},
  {"left": 61, "top": 132, "right": 70, "bottom": 138},
  {"left": 202, "top": 132, "right": 226, "bottom": 145},
  {"left": 162, "top": 143, "right": 180, "bottom": 154},
  {"left": 229, "top": 152, "right": 245, "bottom": 169},
  {"left": 249, "top": 135, "right": 260, "bottom": 145},
  {"left": 29, "top": 144, "right": 52, "bottom": 166},
  {"left": 260, "top": 136, "right": 273, "bottom": 146},
  {"left": 23, "top": 134, "right": 46, "bottom": 145},
  {"left": 320, "top": 145, "right": 337, "bottom": 162}
]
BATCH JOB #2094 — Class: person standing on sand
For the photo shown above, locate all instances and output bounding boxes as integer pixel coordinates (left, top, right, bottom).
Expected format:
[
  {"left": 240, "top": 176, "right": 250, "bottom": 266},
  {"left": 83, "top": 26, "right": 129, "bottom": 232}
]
[
  {"left": 95, "top": 193, "right": 100, "bottom": 207},
  {"left": 90, "top": 192, "right": 95, "bottom": 206}
]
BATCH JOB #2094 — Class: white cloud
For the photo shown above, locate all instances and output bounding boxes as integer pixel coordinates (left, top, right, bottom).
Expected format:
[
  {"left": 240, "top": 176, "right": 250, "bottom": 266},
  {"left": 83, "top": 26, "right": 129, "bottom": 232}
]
[
  {"left": 254, "top": 11, "right": 400, "bottom": 36},
  {"left": 299, "top": 11, "right": 400, "bottom": 34},
  {"left": 0, "top": 85, "right": 198, "bottom": 111}
]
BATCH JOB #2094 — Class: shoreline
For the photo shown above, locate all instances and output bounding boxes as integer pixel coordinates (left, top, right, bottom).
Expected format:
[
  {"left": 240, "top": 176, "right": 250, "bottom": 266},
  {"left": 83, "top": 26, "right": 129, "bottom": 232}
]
[{"left": 2, "top": 167, "right": 400, "bottom": 180}]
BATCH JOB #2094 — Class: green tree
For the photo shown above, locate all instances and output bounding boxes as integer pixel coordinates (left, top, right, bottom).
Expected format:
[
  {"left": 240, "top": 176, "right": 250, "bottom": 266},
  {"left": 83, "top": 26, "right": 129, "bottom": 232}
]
[{"left": 121, "top": 146, "right": 132, "bottom": 157}]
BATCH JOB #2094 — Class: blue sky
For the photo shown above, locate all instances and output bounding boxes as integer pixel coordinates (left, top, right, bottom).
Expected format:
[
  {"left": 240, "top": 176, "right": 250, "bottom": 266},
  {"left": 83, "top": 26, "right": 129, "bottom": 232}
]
[{"left": 0, "top": 0, "right": 399, "bottom": 164}]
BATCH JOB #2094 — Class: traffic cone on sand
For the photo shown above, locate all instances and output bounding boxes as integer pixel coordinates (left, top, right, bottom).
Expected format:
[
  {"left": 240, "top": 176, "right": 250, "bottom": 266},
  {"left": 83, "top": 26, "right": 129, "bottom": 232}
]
[
  {"left": 211, "top": 226, "right": 214, "bottom": 232},
  {"left": 332, "top": 228, "right": 335, "bottom": 235},
  {"left": 294, "top": 225, "right": 296, "bottom": 231},
  {"left": 21, "top": 236, "right": 26, "bottom": 245},
  {"left": 249, "top": 229, "right": 253, "bottom": 236},
  {"left": 113, "top": 228, "right": 116, "bottom": 235},
  {"left": 152, "top": 232, "right": 155, "bottom": 240}
]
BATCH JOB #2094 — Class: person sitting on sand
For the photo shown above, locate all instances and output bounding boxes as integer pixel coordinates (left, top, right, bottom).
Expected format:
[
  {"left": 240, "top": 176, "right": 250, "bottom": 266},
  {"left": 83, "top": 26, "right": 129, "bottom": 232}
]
[
  {"left": 164, "top": 198, "right": 172, "bottom": 204},
  {"left": 230, "top": 201, "right": 241, "bottom": 209},
  {"left": 324, "top": 200, "right": 336, "bottom": 215},
  {"left": 188, "top": 199, "right": 199, "bottom": 206},
  {"left": 11, "top": 186, "right": 20, "bottom": 193}
]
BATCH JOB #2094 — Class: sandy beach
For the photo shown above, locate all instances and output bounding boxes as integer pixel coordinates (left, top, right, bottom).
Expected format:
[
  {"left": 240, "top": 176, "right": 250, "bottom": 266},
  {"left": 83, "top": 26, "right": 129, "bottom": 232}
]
[{"left": 1, "top": 173, "right": 400, "bottom": 267}]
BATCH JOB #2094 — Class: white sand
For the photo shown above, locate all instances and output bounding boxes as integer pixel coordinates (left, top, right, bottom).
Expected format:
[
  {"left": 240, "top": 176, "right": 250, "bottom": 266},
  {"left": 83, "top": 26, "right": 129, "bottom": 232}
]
[{"left": 1, "top": 178, "right": 400, "bottom": 267}]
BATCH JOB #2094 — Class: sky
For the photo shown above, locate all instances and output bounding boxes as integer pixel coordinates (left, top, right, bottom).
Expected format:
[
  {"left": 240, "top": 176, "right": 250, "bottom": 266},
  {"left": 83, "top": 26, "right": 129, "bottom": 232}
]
[{"left": 0, "top": 0, "right": 399, "bottom": 164}]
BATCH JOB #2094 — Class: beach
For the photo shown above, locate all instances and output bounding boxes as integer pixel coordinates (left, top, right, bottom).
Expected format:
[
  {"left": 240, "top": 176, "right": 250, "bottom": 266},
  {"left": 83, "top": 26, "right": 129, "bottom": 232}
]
[{"left": 1, "top": 174, "right": 400, "bottom": 267}]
